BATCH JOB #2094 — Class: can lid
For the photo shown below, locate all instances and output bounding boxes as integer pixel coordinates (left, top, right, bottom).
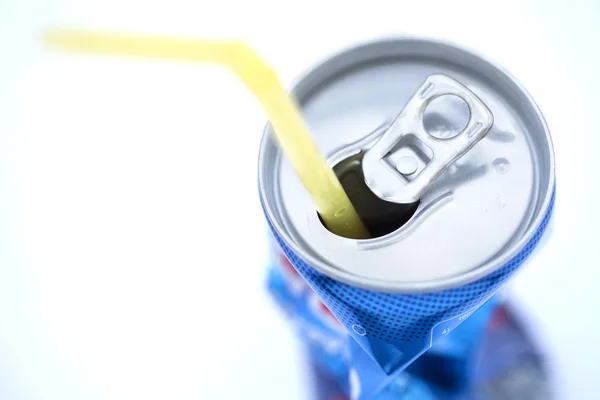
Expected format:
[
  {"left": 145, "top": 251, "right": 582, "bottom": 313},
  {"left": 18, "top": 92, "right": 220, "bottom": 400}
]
[{"left": 259, "top": 38, "right": 555, "bottom": 293}]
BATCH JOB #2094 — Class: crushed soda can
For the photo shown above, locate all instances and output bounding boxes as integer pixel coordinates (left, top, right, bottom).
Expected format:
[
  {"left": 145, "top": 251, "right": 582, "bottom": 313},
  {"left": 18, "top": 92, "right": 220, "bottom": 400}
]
[{"left": 266, "top": 248, "right": 552, "bottom": 399}]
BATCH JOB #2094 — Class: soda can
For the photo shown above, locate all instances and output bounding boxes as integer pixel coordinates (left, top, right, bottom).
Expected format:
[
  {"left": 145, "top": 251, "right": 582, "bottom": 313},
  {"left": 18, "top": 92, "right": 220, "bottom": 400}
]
[{"left": 259, "top": 38, "right": 555, "bottom": 399}]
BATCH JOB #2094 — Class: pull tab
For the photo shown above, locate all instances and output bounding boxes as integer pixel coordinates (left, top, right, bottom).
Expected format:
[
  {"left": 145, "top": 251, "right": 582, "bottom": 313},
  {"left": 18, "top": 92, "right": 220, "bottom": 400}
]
[{"left": 362, "top": 74, "right": 494, "bottom": 204}]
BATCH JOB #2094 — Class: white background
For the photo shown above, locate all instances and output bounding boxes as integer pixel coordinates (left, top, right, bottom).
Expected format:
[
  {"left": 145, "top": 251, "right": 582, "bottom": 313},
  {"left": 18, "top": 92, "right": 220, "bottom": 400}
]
[{"left": 1, "top": 1, "right": 599, "bottom": 399}]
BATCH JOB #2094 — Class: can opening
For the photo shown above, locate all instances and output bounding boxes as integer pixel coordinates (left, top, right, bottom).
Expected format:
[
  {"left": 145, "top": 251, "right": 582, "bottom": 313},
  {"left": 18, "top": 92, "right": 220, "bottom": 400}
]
[{"left": 318, "top": 151, "right": 420, "bottom": 239}]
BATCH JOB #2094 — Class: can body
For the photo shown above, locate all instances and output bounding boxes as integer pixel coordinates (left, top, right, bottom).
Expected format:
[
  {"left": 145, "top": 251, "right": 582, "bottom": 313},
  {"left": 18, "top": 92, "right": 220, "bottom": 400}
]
[
  {"left": 259, "top": 38, "right": 555, "bottom": 399},
  {"left": 266, "top": 248, "right": 552, "bottom": 399}
]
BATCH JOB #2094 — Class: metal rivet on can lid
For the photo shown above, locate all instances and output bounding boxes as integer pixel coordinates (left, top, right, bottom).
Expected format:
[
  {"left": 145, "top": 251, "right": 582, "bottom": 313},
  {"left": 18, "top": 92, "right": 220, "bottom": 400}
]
[{"left": 395, "top": 156, "right": 418, "bottom": 175}]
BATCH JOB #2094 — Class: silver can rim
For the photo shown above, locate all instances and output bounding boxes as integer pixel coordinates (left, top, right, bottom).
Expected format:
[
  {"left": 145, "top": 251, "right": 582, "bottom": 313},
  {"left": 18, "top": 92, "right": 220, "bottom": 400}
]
[{"left": 258, "top": 35, "right": 556, "bottom": 294}]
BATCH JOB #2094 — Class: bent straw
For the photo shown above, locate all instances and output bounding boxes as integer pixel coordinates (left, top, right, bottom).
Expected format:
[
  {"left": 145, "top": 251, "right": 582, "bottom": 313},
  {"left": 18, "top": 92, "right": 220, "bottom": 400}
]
[{"left": 44, "top": 30, "right": 370, "bottom": 239}]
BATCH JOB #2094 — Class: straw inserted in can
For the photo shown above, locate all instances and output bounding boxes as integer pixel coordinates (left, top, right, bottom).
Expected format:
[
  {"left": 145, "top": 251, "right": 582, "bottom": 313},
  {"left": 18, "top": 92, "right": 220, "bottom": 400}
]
[{"left": 43, "top": 29, "right": 370, "bottom": 239}]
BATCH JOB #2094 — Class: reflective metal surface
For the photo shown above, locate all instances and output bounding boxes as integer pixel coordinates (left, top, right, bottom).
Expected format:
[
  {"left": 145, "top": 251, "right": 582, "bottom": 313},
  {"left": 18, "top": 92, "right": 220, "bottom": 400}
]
[
  {"left": 362, "top": 74, "right": 494, "bottom": 204},
  {"left": 259, "top": 38, "right": 555, "bottom": 292}
]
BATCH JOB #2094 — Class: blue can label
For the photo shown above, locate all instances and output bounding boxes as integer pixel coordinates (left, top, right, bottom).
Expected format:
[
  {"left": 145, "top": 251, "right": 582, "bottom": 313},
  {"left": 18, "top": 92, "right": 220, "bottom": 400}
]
[
  {"left": 262, "top": 188, "right": 554, "bottom": 398},
  {"left": 266, "top": 241, "right": 551, "bottom": 399}
]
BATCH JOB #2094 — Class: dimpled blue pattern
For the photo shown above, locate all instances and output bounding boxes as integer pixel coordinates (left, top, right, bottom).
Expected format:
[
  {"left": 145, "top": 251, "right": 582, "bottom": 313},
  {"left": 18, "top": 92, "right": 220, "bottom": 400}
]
[{"left": 263, "top": 188, "right": 555, "bottom": 342}]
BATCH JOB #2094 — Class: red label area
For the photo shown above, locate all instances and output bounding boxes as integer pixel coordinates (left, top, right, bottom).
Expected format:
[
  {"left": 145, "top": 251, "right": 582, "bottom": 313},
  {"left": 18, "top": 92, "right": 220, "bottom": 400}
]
[
  {"left": 319, "top": 301, "right": 337, "bottom": 321},
  {"left": 279, "top": 252, "right": 300, "bottom": 276}
]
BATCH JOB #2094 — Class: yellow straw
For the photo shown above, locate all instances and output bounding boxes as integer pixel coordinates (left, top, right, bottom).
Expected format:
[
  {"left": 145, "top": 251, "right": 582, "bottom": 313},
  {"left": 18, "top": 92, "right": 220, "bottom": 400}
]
[{"left": 43, "top": 30, "right": 370, "bottom": 239}]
